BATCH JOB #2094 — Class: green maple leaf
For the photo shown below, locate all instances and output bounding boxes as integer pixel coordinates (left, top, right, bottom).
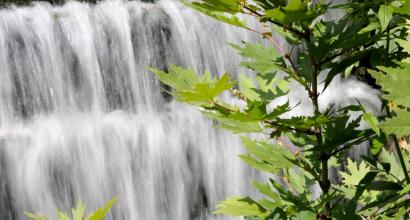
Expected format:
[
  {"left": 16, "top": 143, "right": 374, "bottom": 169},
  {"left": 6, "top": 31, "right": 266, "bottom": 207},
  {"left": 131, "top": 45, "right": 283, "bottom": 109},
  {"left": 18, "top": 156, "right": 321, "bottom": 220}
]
[
  {"left": 87, "top": 197, "right": 118, "bottom": 220},
  {"left": 25, "top": 197, "right": 118, "bottom": 220},
  {"left": 189, "top": 0, "right": 242, "bottom": 13},
  {"left": 340, "top": 158, "right": 371, "bottom": 187},
  {"left": 149, "top": 65, "right": 236, "bottom": 104},
  {"left": 251, "top": 181, "right": 282, "bottom": 203},
  {"left": 373, "top": 63, "right": 410, "bottom": 108},
  {"left": 202, "top": 110, "right": 264, "bottom": 133},
  {"left": 239, "top": 136, "right": 295, "bottom": 174},
  {"left": 363, "top": 111, "right": 380, "bottom": 136},
  {"left": 397, "top": 39, "right": 410, "bottom": 63},
  {"left": 368, "top": 36, "right": 410, "bottom": 136},
  {"left": 394, "top": 0, "right": 410, "bottom": 16},
  {"left": 176, "top": 73, "right": 235, "bottom": 102},
  {"left": 379, "top": 148, "right": 410, "bottom": 181},
  {"left": 229, "top": 42, "right": 282, "bottom": 75},
  {"left": 239, "top": 73, "right": 289, "bottom": 102},
  {"left": 380, "top": 109, "right": 410, "bottom": 137},
  {"left": 181, "top": 0, "right": 247, "bottom": 28},
  {"left": 72, "top": 201, "right": 86, "bottom": 220},
  {"left": 214, "top": 196, "right": 268, "bottom": 217},
  {"left": 264, "top": 0, "right": 325, "bottom": 24},
  {"left": 378, "top": 5, "right": 394, "bottom": 32},
  {"left": 147, "top": 65, "right": 199, "bottom": 91}
]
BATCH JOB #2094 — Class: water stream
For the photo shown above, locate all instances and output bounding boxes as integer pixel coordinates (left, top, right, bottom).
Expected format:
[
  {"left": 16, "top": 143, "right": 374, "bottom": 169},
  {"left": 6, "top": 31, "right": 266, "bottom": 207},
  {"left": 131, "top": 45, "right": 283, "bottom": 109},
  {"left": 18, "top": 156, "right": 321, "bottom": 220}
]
[{"left": 0, "top": 0, "right": 381, "bottom": 219}]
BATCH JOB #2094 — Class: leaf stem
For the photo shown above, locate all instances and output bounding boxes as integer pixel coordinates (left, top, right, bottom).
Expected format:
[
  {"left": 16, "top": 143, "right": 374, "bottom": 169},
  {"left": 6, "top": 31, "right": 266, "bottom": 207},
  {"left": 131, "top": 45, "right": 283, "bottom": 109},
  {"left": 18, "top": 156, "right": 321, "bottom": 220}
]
[{"left": 385, "top": 26, "right": 390, "bottom": 65}]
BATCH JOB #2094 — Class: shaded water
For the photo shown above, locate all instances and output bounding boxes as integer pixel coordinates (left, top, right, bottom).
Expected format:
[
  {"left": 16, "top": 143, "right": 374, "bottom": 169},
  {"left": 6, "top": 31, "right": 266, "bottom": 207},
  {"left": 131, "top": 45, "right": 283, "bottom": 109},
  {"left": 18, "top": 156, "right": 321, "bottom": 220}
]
[{"left": 0, "top": 0, "right": 263, "bottom": 219}]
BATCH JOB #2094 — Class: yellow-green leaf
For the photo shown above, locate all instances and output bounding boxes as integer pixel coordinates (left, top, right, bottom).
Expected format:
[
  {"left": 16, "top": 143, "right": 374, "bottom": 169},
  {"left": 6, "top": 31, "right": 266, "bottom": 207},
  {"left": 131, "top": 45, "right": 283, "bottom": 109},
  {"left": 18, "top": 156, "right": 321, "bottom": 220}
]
[
  {"left": 340, "top": 158, "right": 371, "bottom": 186},
  {"left": 380, "top": 109, "right": 410, "bottom": 137},
  {"left": 72, "top": 200, "right": 86, "bottom": 220},
  {"left": 214, "top": 196, "right": 267, "bottom": 217},
  {"left": 87, "top": 196, "right": 118, "bottom": 220},
  {"left": 363, "top": 112, "right": 380, "bottom": 136},
  {"left": 25, "top": 212, "right": 50, "bottom": 220},
  {"left": 378, "top": 5, "right": 394, "bottom": 31}
]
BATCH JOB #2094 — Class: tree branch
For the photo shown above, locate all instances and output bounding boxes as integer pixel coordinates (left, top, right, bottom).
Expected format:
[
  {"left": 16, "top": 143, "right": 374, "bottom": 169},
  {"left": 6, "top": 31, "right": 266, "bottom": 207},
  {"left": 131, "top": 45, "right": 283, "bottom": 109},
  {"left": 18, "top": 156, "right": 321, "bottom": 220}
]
[{"left": 305, "top": 29, "right": 331, "bottom": 219}]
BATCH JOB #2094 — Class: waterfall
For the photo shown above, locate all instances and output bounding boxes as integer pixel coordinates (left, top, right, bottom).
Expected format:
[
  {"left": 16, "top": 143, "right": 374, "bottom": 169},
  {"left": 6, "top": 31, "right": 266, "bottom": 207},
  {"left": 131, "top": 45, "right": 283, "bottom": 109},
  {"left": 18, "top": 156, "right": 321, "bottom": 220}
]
[
  {"left": 0, "top": 0, "right": 264, "bottom": 219},
  {"left": 0, "top": 0, "right": 384, "bottom": 219}
]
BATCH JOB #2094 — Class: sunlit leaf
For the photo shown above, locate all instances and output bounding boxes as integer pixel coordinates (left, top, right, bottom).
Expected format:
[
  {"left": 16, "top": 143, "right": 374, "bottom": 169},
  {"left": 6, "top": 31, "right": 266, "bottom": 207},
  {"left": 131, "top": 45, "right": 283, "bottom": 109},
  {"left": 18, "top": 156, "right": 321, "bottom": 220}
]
[
  {"left": 56, "top": 211, "right": 70, "bottom": 220},
  {"left": 229, "top": 42, "right": 281, "bottom": 75},
  {"left": 72, "top": 200, "right": 86, "bottom": 220},
  {"left": 363, "top": 111, "right": 380, "bottom": 136},
  {"left": 25, "top": 213, "right": 50, "bottom": 220},
  {"left": 149, "top": 66, "right": 236, "bottom": 104},
  {"left": 378, "top": 5, "right": 394, "bottom": 31},
  {"left": 88, "top": 197, "right": 118, "bottom": 220},
  {"left": 380, "top": 109, "right": 410, "bottom": 137},
  {"left": 394, "top": 0, "right": 410, "bottom": 16},
  {"left": 239, "top": 136, "right": 295, "bottom": 173},
  {"left": 214, "top": 196, "right": 267, "bottom": 217},
  {"left": 292, "top": 211, "right": 316, "bottom": 220},
  {"left": 264, "top": 0, "right": 325, "bottom": 24},
  {"left": 340, "top": 158, "right": 371, "bottom": 187}
]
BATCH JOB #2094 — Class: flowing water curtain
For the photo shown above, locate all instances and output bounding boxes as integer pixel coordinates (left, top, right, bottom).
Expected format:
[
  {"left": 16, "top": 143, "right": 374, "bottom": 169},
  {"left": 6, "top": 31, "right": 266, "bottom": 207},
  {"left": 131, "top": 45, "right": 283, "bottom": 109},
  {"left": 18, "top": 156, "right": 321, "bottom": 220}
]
[
  {"left": 0, "top": 0, "right": 263, "bottom": 219},
  {"left": 0, "top": 0, "right": 386, "bottom": 219}
]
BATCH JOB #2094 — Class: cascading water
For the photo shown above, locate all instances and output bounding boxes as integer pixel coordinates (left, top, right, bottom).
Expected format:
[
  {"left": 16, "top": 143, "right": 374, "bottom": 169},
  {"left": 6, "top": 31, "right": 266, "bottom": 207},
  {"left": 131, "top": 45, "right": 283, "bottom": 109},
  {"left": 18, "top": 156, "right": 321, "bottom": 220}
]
[
  {"left": 0, "top": 0, "right": 383, "bottom": 219},
  {"left": 0, "top": 0, "right": 265, "bottom": 219}
]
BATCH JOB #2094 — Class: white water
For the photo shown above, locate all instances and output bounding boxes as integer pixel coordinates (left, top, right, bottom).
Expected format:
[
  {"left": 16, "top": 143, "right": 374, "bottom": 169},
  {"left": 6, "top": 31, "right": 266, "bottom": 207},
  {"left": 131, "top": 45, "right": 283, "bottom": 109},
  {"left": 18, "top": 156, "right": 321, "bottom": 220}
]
[
  {"left": 0, "top": 0, "right": 382, "bottom": 219},
  {"left": 0, "top": 0, "right": 263, "bottom": 219}
]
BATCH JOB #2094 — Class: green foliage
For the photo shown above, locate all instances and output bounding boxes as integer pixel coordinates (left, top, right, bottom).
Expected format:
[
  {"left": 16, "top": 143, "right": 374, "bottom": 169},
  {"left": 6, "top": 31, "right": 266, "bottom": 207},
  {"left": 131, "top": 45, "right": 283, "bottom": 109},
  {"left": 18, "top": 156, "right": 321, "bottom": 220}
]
[
  {"left": 340, "top": 158, "right": 371, "bottom": 187},
  {"left": 378, "top": 5, "right": 394, "bottom": 32},
  {"left": 25, "top": 197, "right": 118, "bottom": 220},
  {"left": 229, "top": 42, "right": 281, "bottom": 75},
  {"left": 148, "top": 65, "right": 235, "bottom": 105},
  {"left": 394, "top": 0, "right": 410, "bottom": 16},
  {"left": 149, "top": 0, "right": 410, "bottom": 219},
  {"left": 181, "top": 0, "right": 247, "bottom": 28},
  {"left": 371, "top": 38, "right": 410, "bottom": 137},
  {"left": 263, "top": 0, "right": 326, "bottom": 25},
  {"left": 214, "top": 196, "right": 268, "bottom": 217},
  {"left": 380, "top": 109, "right": 410, "bottom": 136}
]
